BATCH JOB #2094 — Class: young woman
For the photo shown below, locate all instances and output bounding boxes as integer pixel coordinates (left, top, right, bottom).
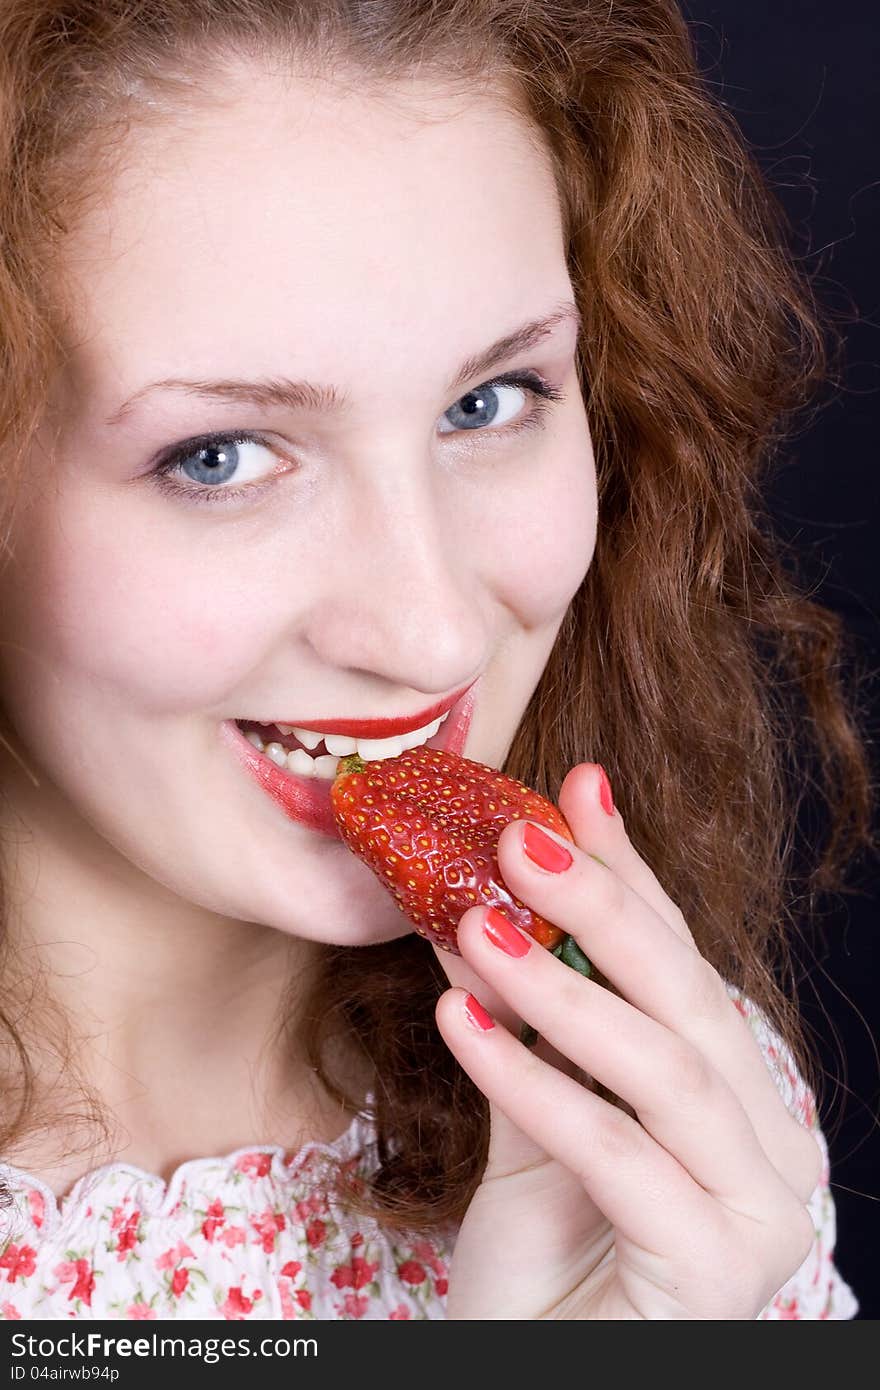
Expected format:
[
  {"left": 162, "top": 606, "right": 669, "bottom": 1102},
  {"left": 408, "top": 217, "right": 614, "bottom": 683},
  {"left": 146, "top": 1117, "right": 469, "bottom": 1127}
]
[{"left": 0, "top": 0, "right": 873, "bottom": 1319}]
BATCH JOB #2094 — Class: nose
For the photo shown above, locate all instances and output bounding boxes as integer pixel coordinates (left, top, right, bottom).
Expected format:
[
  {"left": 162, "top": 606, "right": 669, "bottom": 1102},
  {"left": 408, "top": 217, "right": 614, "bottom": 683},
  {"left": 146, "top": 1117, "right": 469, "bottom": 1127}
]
[{"left": 301, "top": 465, "right": 488, "bottom": 695}]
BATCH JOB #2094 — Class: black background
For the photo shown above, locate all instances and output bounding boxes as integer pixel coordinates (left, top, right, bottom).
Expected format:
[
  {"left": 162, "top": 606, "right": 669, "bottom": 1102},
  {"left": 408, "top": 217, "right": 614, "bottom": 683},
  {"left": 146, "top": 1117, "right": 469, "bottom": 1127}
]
[{"left": 682, "top": 2, "right": 880, "bottom": 1319}]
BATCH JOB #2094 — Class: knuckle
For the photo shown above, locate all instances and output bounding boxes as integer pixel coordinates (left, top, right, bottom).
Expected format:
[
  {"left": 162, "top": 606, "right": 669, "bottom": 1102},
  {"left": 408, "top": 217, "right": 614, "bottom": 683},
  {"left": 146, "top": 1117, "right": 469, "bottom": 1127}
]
[
  {"left": 763, "top": 1196, "right": 817, "bottom": 1277},
  {"left": 554, "top": 961, "right": 590, "bottom": 1016},
  {"left": 767, "top": 1118, "right": 825, "bottom": 1207},
  {"left": 594, "top": 1104, "right": 644, "bottom": 1165},
  {"left": 789, "top": 1201, "right": 819, "bottom": 1269},
  {"left": 789, "top": 1124, "right": 824, "bottom": 1203},
  {"left": 683, "top": 953, "right": 729, "bottom": 1024},
  {"left": 667, "top": 1041, "right": 714, "bottom": 1103},
  {"left": 693, "top": 1212, "right": 767, "bottom": 1306},
  {"left": 589, "top": 863, "right": 627, "bottom": 918},
  {"left": 721, "top": 1239, "right": 767, "bottom": 1304},
  {"left": 755, "top": 1193, "right": 816, "bottom": 1287},
  {"left": 669, "top": 903, "right": 697, "bottom": 947}
]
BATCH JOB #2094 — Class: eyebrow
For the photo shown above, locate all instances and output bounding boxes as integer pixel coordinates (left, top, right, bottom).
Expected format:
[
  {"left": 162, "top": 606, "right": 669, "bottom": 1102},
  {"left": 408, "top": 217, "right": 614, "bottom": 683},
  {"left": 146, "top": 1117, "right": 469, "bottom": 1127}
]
[{"left": 103, "top": 301, "right": 581, "bottom": 427}]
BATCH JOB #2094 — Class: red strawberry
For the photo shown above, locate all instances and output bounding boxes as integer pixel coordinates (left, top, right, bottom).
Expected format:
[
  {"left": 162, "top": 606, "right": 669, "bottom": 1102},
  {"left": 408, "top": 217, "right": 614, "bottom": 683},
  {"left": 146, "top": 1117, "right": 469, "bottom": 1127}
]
[{"left": 330, "top": 745, "right": 591, "bottom": 978}]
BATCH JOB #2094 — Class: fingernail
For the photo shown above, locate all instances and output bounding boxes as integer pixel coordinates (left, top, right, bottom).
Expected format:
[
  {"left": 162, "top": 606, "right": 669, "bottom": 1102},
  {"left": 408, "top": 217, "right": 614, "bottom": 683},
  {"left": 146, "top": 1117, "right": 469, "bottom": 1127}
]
[
  {"left": 463, "top": 992, "right": 495, "bottom": 1031},
  {"left": 483, "top": 906, "right": 531, "bottom": 957},
  {"left": 597, "top": 766, "right": 615, "bottom": 817},
  {"left": 522, "top": 822, "right": 573, "bottom": 873}
]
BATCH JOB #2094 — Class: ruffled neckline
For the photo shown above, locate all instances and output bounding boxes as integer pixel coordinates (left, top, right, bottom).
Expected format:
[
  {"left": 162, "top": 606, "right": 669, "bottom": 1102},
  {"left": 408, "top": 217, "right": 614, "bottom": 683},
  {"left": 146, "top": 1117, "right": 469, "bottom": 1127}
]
[{"left": 0, "top": 1101, "right": 375, "bottom": 1237}]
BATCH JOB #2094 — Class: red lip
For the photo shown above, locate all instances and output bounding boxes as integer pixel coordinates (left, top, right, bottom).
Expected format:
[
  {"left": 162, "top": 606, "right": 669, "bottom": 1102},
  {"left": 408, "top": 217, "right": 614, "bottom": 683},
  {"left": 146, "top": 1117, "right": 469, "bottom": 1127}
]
[
  {"left": 221, "top": 677, "right": 481, "bottom": 839},
  {"left": 252, "top": 680, "right": 478, "bottom": 738}
]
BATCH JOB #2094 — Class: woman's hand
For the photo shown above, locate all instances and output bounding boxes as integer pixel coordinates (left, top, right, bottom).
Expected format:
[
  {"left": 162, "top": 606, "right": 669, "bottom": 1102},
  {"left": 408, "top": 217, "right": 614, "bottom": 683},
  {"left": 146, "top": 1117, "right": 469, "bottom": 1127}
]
[{"left": 433, "top": 763, "right": 824, "bottom": 1320}]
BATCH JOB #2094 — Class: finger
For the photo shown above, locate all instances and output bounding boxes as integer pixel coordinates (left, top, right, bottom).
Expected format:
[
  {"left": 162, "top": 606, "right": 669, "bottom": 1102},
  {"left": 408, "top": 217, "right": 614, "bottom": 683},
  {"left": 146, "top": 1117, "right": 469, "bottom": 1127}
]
[
  {"left": 436, "top": 986, "right": 813, "bottom": 1302},
  {"left": 558, "top": 764, "right": 697, "bottom": 946},
  {"left": 493, "top": 821, "right": 823, "bottom": 1204},
  {"left": 431, "top": 942, "right": 588, "bottom": 1175},
  {"left": 431, "top": 941, "right": 522, "bottom": 1036},
  {"left": 456, "top": 909, "right": 806, "bottom": 1221}
]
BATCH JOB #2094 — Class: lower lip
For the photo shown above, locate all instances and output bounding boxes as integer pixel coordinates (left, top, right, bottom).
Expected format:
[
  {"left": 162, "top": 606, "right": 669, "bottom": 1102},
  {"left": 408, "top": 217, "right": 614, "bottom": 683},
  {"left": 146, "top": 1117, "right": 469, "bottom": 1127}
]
[{"left": 220, "top": 680, "right": 481, "bottom": 839}]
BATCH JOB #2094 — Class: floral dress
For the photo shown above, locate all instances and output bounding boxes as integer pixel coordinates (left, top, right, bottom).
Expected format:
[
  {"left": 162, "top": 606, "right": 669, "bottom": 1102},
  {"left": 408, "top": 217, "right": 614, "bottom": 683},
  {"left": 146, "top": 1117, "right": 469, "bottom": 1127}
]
[{"left": 0, "top": 985, "right": 860, "bottom": 1320}]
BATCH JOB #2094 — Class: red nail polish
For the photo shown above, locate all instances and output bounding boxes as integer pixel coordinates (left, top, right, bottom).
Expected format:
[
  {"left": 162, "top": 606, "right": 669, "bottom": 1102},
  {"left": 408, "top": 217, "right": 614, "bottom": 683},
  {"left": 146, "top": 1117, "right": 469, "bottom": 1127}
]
[
  {"left": 463, "top": 993, "right": 495, "bottom": 1031},
  {"left": 522, "top": 822, "right": 573, "bottom": 873},
  {"left": 483, "top": 907, "right": 531, "bottom": 957},
  {"left": 597, "top": 766, "right": 615, "bottom": 817}
]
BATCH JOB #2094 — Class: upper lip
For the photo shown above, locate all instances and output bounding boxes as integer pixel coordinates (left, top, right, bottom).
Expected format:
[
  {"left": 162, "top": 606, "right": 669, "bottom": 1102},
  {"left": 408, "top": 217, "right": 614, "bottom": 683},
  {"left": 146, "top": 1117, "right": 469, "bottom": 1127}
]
[{"left": 245, "top": 678, "right": 478, "bottom": 739}]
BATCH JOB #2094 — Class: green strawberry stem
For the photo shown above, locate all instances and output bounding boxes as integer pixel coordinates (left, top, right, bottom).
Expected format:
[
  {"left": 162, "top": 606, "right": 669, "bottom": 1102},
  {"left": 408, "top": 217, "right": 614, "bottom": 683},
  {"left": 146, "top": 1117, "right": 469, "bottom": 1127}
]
[
  {"left": 519, "top": 934, "right": 592, "bottom": 1048},
  {"left": 338, "top": 752, "right": 368, "bottom": 776}
]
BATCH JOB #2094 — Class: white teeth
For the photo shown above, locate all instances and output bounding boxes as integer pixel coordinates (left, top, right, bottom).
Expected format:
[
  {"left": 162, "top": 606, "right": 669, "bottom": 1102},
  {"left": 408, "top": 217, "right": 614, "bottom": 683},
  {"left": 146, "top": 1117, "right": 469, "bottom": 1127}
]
[
  {"left": 402, "top": 715, "right": 442, "bottom": 750},
  {"left": 291, "top": 726, "right": 323, "bottom": 751},
  {"left": 322, "top": 733, "right": 358, "bottom": 756},
  {"left": 287, "top": 747, "right": 318, "bottom": 778},
  {"left": 239, "top": 707, "right": 450, "bottom": 779}
]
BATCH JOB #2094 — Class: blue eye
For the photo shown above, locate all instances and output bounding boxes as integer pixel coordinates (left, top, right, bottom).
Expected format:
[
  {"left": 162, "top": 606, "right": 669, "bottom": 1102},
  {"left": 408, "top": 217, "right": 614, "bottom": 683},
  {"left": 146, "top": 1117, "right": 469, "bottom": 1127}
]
[
  {"left": 165, "top": 437, "right": 277, "bottom": 488},
  {"left": 150, "top": 370, "right": 564, "bottom": 506},
  {"left": 440, "top": 380, "right": 531, "bottom": 433}
]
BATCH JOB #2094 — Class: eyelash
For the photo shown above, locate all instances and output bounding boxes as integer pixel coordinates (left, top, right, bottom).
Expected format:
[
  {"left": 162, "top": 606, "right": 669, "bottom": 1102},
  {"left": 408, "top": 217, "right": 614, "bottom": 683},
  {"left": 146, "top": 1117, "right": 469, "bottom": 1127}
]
[{"left": 149, "top": 370, "right": 565, "bottom": 507}]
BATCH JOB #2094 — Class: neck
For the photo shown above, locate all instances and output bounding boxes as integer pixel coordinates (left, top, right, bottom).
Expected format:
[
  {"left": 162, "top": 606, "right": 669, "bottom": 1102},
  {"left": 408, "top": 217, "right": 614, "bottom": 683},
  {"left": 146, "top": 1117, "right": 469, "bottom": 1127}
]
[{"left": 0, "top": 762, "right": 370, "bottom": 1193}]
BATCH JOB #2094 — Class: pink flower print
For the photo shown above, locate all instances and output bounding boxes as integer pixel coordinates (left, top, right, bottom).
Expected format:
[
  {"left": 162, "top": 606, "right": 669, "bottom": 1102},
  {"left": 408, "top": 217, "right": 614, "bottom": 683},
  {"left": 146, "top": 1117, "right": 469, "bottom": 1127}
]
[
  {"left": 294, "top": 1192, "right": 325, "bottom": 1222},
  {"left": 126, "top": 1302, "right": 157, "bottom": 1319},
  {"left": 351, "top": 1232, "right": 364, "bottom": 1249},
  {"left": 70, "top": 1260, "right": 95, "bottom": 1307},
  {"left": 250, "top": 1209, "right": 286, "bottom": 1254},
  {"left": 109, "top": 1203, "right": 128, "bottom": 1233},
  {"left": 220, "top": 1225, "right": 247, "bottom": 1250},
  {"left": 280, "top": 1261, "right": 302, "bottom": 1280},
  {"left": 340, "top": 1293, "right": 370, "bottom": 1319},
  {"left": 305, "top": 1219, "right": 327, "bottom": 1249},
  {"left": 435, "top": 1278, "right": 448, "bottom": 1296},
  {"left": 279, "top": 1280, "right": 297, "bottom": 1320},
  {"left": 155, "top": 1241, "right": 196, "bottom": 1272},
  {"left": 296, "top": 1289, "right": 312, "bottom": 1311},
  {"left": 234, "top": 1151, "right": 273, "bottom": 1179},
  {"left": 171, "top": 1268, "right": 189, "bottom": 1298},
  {"left": 774, "top": 1296, "right": 800, "bottom": 1319},
  {"left": 389, "top": 1304, "right": 411, "bottom": 1320},
  {"left": 26, "top": 1189, "right": 45, "bottom": 1230},
  {"left": 0, "top": 1244, "right": 37, "bottom": 1284},
  {"left": 397, "top": 1260, "right": 427, "bottom": 1285},
  {"left": 1, "top": 1302, "right": 21, "bottom": 1319},
  {"left": 201, "top": 1198, "right": 226, "bottom": 1242},
  {"left": 411, "top": 1240, "right": 446, "bottom": 1278},
  {"left": 330, "top": 1256, "right": 379, "bottom": 1291},
  {"left": 114, "top": 1211, "right": 143, "bottom": 1261},
  {"left": 221, "top": 1286, "right": 264, "bottom": 1320}
]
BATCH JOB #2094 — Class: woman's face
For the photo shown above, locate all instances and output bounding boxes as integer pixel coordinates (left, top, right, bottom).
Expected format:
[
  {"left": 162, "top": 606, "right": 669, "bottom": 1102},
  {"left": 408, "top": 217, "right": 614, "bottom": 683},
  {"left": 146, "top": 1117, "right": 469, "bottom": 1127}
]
[{"left": 0, "top": 61, "right": 597, "bottom": 947}]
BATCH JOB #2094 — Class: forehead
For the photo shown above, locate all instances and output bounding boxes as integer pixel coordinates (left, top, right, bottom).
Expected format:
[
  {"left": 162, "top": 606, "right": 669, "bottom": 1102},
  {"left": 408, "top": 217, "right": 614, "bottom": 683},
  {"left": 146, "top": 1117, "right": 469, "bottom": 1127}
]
[{"left": 57, "top": 64, "right": 570, "bottom": 415}]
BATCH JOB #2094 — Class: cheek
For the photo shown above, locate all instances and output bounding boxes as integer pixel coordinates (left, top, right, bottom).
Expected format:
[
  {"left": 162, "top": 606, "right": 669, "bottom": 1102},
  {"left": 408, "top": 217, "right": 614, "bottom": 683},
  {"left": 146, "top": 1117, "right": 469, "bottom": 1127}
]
[
  {"left": 480, "top": 419, "right": 597, "bottom": 624},
  {"left": 0, "top": 492, "right": 284, "bottom": 717}
]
